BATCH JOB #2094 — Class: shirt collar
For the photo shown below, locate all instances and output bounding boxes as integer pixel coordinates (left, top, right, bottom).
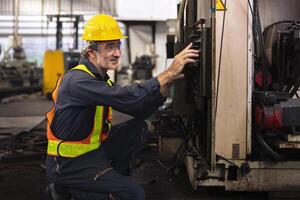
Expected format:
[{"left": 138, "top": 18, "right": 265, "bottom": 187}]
[{"left": 79, "top": 57, "right": 110, "bottom": 81}]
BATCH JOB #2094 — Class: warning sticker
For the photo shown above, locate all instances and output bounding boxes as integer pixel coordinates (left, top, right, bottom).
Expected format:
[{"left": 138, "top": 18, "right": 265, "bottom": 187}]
[{"left": 216, "top": 0, "right": 226, "bottom": 11}]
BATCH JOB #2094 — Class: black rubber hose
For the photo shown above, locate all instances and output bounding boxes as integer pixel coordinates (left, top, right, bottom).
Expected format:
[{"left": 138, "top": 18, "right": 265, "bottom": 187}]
[
  {"left": 255, "top": 131, "right": 284, "bottom": 160},
  {"left": 253, "top": 0, "right": 270, "bottom": 90}
]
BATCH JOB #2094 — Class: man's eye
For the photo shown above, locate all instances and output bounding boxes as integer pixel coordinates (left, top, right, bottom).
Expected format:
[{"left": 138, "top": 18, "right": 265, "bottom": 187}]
[{"left": 107, "top": 44, "right": 121, "bottom": 51}]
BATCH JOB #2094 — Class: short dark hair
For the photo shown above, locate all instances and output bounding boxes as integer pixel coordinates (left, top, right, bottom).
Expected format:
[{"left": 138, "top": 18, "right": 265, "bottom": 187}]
[{"left": 80, "top": 41, "right": 99, "bottom": 58}]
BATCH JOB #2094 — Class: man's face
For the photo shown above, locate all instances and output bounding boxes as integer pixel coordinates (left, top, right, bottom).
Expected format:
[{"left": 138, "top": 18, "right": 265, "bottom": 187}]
[{"left": 92, "top": 40, "right": 122, "bottom": 71}]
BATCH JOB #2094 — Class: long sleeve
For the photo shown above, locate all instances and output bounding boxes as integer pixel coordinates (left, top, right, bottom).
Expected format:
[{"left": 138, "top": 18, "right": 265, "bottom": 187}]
[{"left": 66, "top": 71, "right": 165, "bottom": 118}]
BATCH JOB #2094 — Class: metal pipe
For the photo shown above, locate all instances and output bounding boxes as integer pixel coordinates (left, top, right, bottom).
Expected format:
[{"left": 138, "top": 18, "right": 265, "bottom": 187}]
[
  {"left": 41, "top": 0, "right": 45, "bottom": 36},
  {"left": 74, "top": 17, "right": 79, "bottom": 49},
  {"left": 210, "top": 0, "right": 217, "bottom": 171},
  {"left": 177, "top": 0, "right": 187, "bottom": 42},
  {"left": 57, "top": 0, "right": 61, "bottom": 15},
  {"left": 13, "top": 0, "right": 20, "bottom": 46},
  {"left": 126, "top": 24, "right": 131, "bottom": 64},
  {"left": 70, "top": 0, "right": 73, "bottom": 15},
  {"left": 100, "top": 0, "right": 102, "bottom": 13}
]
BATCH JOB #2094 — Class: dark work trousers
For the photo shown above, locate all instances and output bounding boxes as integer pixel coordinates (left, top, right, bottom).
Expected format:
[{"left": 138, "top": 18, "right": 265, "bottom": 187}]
[{"left": 48, "top": 118, "right": 148, "bottom": 200}]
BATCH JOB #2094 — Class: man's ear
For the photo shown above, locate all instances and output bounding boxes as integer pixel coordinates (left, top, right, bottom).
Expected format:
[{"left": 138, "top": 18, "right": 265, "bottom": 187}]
[{"left": 87, "top": 49, "right": 96, "bottom": 58}]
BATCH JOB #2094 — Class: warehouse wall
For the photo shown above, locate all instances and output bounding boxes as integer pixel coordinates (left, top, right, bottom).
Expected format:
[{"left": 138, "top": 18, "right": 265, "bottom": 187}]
[
  {"left": 0, "top": 0, "right": 117, "bottom": 15},
  {"left": 259, "top": 0, "right": 300, "bottom": 29},
  {"left": 116, "top": 0, "right": 177, "bottom": 76},
  {"left": 0, "top": 0, "right": 178, "bottom": 74},
  {"left": 116, "top": 0, "right": 177, "bottom": 20}
]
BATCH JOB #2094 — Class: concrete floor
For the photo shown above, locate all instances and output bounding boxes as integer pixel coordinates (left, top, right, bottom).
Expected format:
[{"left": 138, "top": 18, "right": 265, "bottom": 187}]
[{"left": 0, "top": 93, "right": 295, "bottom": 200}]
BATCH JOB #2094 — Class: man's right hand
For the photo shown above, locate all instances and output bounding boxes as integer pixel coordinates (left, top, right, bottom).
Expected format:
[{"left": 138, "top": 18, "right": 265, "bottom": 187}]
[{"left": 157, "top": 43, "right": 199, "bottom": 95}]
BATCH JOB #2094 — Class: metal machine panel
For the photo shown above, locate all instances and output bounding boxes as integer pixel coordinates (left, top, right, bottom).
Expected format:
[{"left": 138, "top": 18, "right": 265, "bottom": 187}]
[
  {"left": 42, "top": 50, "right": 64, "bottom": 96},
  {"left": 215, "top": 0, "right": 248, "bottom": 159},
  {"left": 259, "top": 0, "right": 300, "bottom": 29},
  {"left": 224, "top": 161, "right": 300, "bottom": 191}
]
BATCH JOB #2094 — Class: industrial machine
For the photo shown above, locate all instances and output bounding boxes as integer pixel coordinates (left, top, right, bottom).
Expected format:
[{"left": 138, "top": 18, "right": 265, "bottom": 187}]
[
  {"left": 156, "top": 0, "right": 300, "bottom": 191},
  {"left": 132, "top": 55, "right": 154, "bottom": 81},
  {"left": 42, "top": 15, "right": 82, "bottom": 97},
  {"left": 0, "top": 37, "right": 42, "bottom": 97},
  {"left": 43, "top": 50, "right": 80, "bottom": 98}
]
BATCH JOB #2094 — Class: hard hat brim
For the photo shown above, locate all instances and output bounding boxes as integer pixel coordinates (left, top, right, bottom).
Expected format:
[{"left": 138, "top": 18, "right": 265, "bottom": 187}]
[{"left": 82, "top": 35, "right": 128, "bottom": 41}]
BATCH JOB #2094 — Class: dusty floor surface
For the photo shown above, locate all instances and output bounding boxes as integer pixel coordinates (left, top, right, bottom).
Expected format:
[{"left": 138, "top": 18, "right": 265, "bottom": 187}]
[{"left": 0, "top": 94, "right": 297, "bottom": 200}]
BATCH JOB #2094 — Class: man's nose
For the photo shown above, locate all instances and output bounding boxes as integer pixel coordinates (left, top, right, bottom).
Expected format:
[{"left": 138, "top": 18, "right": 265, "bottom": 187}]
[{"left": 113, "top": 49, "right": 121, "bottom": 57}]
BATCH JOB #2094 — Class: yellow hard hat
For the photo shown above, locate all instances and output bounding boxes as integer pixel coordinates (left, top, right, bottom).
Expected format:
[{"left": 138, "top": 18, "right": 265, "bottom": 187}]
[{"left": 82, "top": 14, "right": 127, "bottom": 41}]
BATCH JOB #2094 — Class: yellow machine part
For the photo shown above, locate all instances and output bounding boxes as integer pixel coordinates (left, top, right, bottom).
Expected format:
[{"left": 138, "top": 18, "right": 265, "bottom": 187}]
[{"left": 43, "top": 50, "right": 65, "bottom": 97}]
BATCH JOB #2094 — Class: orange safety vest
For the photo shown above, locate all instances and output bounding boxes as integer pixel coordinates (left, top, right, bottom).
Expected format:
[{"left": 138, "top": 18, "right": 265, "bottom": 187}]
[{"left": 46, "top": 64, "right": 113, "bottom": 158}]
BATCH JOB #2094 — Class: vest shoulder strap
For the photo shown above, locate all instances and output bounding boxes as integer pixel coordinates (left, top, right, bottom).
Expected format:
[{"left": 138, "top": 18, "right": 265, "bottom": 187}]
[
  {"left": 107, "top": 79, "right": 113, "bottom": 86},
  {"left": 71, "top": 64, "right": 113, "bottom": 86},
  {"left": 70, "top": 64, "right": 96, "bottom": 78}
]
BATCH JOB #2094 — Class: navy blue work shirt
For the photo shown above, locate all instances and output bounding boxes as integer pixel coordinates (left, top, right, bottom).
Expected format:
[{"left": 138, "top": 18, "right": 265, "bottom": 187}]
[
  {"left": 46, "top": 57, "right": 165, "bottom": 183},
  {"left": 51, "top": 57, "right": 165, "bottom": 141}
]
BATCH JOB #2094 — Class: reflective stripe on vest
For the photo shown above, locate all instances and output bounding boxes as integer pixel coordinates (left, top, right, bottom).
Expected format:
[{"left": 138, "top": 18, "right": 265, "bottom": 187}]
[
  {"left": 101, "top": 79, "right": 113, "bottom": 141},
  {"left": 46, "top": 64, "right": 113, "bottom": 158}
]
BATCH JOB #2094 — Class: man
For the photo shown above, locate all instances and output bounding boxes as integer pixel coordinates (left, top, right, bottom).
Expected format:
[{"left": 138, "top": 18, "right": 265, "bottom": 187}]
[{"left": 46, "top": 14, "right": 198, "bottom": 200}]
